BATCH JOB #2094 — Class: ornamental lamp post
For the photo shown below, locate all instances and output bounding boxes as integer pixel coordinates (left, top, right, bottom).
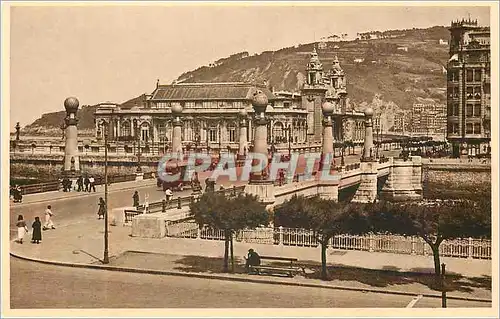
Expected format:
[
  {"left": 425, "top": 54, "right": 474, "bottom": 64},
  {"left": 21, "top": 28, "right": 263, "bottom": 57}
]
[
  {"left": 15, "top": 122, "right": 21, "bottom": 141},
  {"left": 96, "top": 122, "right": 109, "bottom": 264}
]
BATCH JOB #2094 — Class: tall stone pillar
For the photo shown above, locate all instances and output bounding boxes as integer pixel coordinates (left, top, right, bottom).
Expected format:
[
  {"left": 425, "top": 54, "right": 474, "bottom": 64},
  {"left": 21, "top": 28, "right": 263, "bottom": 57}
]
[
  {"left": 63, "top": 97, "right": 80, "bottom": 177},
  {"left": 244, "top": 90, "right": 275, "bottom": 205},
  {"left": 171, "top": 104, "right": 183, "bottom": 156},
  {"left": 15, "top": 122, "right": 20, "bottom": 141},
  {"left": 321, "top": 101, "right": 334, "bottom": 157},
  {"left": 238, "top": 108, "right": 248, "bottom": 159},
  {"left": 250, "top": 91, "right": 269, "bottom": 180},
  {"left": 352, "top": 108, "right": 378, "bottom": 203},
  {"left": 318, "top": 101, "right": 339, "bottom": 201},
  {"left": 363, "top": 107, "right": 375, "bottom": 160}
]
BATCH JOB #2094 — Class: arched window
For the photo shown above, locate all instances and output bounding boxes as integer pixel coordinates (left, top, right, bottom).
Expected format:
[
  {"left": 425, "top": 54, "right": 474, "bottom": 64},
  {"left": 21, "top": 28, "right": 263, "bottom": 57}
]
[
  {"left": 272, "top": 122, "right": 285, "bottom": 143},
  {"left": 121, "top": 121, "right": 131, "bottom": 137},
  {"left": 140, "top": 122, "right": 150, "bottom": 142},
  {"left": 227, "top": 121, "right": 237, "bottom": 143}
]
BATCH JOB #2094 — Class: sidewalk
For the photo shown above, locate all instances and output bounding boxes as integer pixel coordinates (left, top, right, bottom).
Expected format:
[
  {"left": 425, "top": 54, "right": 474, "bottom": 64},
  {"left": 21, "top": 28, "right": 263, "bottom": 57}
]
[
  {"left": 10, "top": 218, "right": 492, "bottom": 302},
  {"left": 11, "top": 178, "right": 158, "bottom": 206}
]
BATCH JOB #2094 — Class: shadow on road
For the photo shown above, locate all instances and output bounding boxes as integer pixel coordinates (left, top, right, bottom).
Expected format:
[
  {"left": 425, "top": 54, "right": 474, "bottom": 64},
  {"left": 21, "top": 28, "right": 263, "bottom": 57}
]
[{"left": 112, "top": 251, "right": 491, "bottom": 296}]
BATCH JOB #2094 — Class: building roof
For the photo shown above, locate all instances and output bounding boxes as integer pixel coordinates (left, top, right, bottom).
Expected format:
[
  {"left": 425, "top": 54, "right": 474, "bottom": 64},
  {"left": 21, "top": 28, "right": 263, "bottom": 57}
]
[
  {"left": 150, "top": 82, "right": 275, "bottom": 101},
  {"left": 120, "top": 94, "right": 148, "bottom": 109}
]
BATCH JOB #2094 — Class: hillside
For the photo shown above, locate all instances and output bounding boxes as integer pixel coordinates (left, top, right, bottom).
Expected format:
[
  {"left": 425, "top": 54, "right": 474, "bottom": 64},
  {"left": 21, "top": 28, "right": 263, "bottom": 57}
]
[
  {"left": 22, "top": 26, "right": 450, "bottom": 134},
  {"left": 177, "top": 26, "right": 450, "bottom": 109},
  {"left": 22, "top": 104, "right": 98, "bottom": 136}
]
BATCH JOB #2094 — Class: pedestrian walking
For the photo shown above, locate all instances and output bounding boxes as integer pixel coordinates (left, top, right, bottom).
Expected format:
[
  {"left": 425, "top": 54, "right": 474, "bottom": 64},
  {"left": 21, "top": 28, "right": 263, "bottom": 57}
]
[
  {"left": 31, "top": 217, "right": 42, "bottom": 244},
  {"left": 43, "top": 205, "right": 55, "bottom": 230},
  {"left": 97, "top": 197, "right": 106, "bottom": 220},
  {"left": 13, "top": 185, "right": 23, "bottom": 203},
  {"left": 89, "top": 176, "right": 96, "bottom": 192},
  {"left": 165, "top": 188, "right": 173, "bottom": 202},
  {"left": 16, "top": 215, "right": 28, "bottom": 244},
  {"left": 84, "top": 176, "right": 90, "bottom": 192},
  {"left": 133, "top": 191, "right": 140, "bottom": 207},
  {"left": 77, "top": 176, "right": 83, "bottom": 192}
]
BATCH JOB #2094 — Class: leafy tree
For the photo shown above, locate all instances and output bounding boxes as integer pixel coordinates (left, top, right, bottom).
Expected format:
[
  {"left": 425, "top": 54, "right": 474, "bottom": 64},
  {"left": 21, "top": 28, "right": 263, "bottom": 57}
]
[
  {"left": 275, "top": 195, "right": 369, "bottom": 280},
  {"left": 371, "top": 200, "right": 491, "bottom": 276},
  {"left": 189, "top": 192, "right": 270, "bottom": 273}
]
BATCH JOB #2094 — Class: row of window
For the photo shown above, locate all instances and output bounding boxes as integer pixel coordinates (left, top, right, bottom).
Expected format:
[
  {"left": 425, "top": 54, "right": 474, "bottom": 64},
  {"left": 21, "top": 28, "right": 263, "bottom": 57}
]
[
  {"left": 447, "top": 103, "right": 482, "bottom": 117},
  {"left": 448, "top": 69, "right": 485, "bottom": 82},
  {"left": 448, "top": 122, "right": 482, "bottom": 135},
  {"left": 447, "top": 86, "right": 483, "bottom": 99},
  {"left": 153, "top": 101, "right": 246, "bottom": 109}
]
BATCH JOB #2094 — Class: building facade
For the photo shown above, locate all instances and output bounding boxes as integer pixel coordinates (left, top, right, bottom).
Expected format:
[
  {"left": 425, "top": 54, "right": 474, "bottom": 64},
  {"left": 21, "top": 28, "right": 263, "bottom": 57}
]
[
  {"left": 94, "top": 49, "right": 366, "bottom": 156},
  {"left": 446, "top": 19, "right": 491, "bottom": 157}
]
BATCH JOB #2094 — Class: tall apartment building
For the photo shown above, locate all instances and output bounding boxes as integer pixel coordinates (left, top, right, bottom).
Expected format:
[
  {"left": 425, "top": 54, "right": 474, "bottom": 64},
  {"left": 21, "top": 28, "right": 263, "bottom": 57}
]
[{"left": 446, "top": 18, "right": 491, "bottom": 157}]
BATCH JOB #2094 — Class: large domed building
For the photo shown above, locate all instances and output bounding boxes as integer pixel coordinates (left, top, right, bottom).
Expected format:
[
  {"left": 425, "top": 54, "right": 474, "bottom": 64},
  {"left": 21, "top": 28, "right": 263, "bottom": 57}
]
[{"left": 94, "top": 48, "right": 366, "bottom": 155}]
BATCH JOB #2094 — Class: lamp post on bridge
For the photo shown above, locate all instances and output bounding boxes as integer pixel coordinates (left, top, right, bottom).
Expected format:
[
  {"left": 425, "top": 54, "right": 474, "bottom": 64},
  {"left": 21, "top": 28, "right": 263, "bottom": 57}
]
[
  {"left": 15, "top": 122, "right": 21, "bottom": 141},
  {"left": 133, "top": 119, "right": 142, "bottom": 173},
  {"left": 96, "top": 121, "right": 109, "bottom": 264}
]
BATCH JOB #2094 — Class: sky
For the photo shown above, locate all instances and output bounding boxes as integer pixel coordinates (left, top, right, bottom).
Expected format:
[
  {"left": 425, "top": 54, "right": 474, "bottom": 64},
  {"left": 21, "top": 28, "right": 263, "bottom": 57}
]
[{"left": 7, "top": 3, "right": 491, "bottom": 129}]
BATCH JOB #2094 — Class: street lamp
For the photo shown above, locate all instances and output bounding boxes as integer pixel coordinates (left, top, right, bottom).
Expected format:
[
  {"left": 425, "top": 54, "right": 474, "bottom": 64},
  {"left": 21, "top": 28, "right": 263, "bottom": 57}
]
[
  {"left": 287, "top": 124, "right": 292, "bottom": 157},
  {"left": 134, "top": 119, "right": 142, "bottom": 172},
  {"left": 96, "top": 122, "right": 109, "bottom": 264}
]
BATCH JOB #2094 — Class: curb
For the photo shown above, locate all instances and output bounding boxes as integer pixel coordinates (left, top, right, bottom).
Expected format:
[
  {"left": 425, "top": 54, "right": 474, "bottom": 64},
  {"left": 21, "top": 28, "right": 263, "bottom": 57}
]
[{"left": 9, "top": 250, "right": 491, "bottom": 304}]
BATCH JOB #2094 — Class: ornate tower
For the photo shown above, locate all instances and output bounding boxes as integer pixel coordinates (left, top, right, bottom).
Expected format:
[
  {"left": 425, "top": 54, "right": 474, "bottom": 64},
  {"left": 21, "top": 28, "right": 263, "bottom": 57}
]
[
  {"left": 301, "top": 47, "right": 327, "bottom": 143},
  {"left": 63, "top": 97, "right": 80, "bottom": 177}
]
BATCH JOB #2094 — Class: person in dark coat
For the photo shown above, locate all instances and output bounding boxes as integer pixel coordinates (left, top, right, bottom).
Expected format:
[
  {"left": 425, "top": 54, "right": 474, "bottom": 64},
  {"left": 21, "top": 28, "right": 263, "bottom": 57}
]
[
  {"left": 77, "top": 176, "right": 83, "bottom": 192},
  {"left": 97, "top": 197, "right": 106, "bottom": 220},
  {"left": 245, "top": 248, "right": 261, "bottom": 273},
  {"left": 133, "top": 191, "right": 140, "bottom": 207},
  {"left": 84, "top": 176, "right": 90, "bottom": 192},
  {"left": 31, "top": 217, "right": 42, "bottom": 244}
]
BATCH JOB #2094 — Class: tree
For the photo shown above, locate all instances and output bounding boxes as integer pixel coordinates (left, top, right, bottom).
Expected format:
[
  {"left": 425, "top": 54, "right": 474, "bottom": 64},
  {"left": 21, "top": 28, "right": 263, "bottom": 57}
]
[
  {"left": 275, "top": 195, "right": 369, "bottom": 280},
  {"left": 371, "top": 200, "right": 491, "bottom": 276},
  {"left": 189, "top": 192, "right": 270, "bottom": 273}
]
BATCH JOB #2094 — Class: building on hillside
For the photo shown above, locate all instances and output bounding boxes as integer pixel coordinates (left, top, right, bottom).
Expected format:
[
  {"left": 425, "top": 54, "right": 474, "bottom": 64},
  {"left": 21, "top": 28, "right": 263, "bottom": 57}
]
[
  {"left": 94, "top": 48, "right": 366, "bottom": 156},
  {"left": 439, "top": 39, "right": 449, "bottom": 45},
  {"left": 410, "top": 102, "right": 447, "bottom": 138},
  {"left": 393, "top": 110, "right": 410, "bottom": 134},
  {"left": 317, "top": 41, "right": 327, "bottom": 50},
  {"left": 446, "top": 18, "right": 491, "bottom": 157}
]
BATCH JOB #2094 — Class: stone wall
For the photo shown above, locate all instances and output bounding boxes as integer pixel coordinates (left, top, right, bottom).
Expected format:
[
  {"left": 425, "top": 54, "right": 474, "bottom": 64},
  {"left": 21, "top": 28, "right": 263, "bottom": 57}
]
[{"left": 10, "top": 161, "right": 155, "bottom": 182}]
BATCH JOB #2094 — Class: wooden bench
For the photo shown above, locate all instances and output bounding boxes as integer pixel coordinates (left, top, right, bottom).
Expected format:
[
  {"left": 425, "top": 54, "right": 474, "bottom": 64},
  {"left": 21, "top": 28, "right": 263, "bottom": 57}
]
[{"left": 249, "top": 256, "right": 305, "bottom": 278}]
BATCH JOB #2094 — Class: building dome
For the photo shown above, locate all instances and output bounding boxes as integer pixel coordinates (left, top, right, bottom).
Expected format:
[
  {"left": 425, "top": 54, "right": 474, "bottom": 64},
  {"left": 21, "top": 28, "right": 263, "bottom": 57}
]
[
  {"left": 251, "top": 90, "right": 268, "bottom": 113},
  {"left": 171, "top": 104, "right": 183, "bottom": 115},
  {"left": 364, "top": 107, "right": 374, "bottom": 117},
  {"left": 239, "top": 108, "right": 248, "bottom": 117},
  {"left": 322, "top": 101, "right": 334, "bottom": 115},
  {"left": 64, "top": 97, "right": 79, "bottom": 113}
]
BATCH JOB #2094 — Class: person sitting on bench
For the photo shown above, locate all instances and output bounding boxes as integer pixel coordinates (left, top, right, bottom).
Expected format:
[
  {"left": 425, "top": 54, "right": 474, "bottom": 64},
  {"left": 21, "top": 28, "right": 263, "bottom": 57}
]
[{"left": 245, "top": 248, "right": 261, "bottom": 273}]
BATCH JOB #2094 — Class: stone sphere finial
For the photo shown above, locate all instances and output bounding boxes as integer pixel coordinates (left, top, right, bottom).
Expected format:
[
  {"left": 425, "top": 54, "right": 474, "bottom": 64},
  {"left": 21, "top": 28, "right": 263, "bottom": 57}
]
[
  {"left": 64, "top": 97, "right": 79, "bottom": 113},
  {"left": 171, "top": 103, "right": 183, "bottom": 115},
  {"left": 251, "top": 90, "right": 268, "bottom": 114},
  {"left": 239, "top": 108, "right": 248, "bottom": 117},
  {"left": 364, "top": 107, "right": 374, "bottom": 117},
  {"left": 322, "top": 101, "right": 334, "bottom": 116}
]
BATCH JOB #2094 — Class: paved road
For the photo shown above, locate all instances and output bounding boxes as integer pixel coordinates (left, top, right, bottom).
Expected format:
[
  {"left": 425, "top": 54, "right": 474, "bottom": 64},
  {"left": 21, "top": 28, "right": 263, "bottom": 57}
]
[{"left": 10, "top": 258, "right": 489, "bottom": 308}]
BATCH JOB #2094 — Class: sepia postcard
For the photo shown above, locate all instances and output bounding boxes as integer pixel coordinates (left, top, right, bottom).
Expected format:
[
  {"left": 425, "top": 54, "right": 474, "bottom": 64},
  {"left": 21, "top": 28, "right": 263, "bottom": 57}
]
[{"left": 1, "top": 1, "right": 498, "bottom": 318}]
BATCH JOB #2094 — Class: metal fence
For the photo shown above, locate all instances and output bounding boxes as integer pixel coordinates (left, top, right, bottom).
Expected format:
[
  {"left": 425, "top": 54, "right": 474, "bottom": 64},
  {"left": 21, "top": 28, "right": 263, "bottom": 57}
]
[{"left": 164, "top": 222, "right": 491, "bottom": 260}]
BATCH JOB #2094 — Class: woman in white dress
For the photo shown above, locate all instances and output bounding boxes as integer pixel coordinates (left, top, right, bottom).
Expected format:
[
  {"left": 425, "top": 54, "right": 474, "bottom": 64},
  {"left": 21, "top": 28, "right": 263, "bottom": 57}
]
[{"left": 16, "top": 215, "right": 28, "bottom": 244}]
